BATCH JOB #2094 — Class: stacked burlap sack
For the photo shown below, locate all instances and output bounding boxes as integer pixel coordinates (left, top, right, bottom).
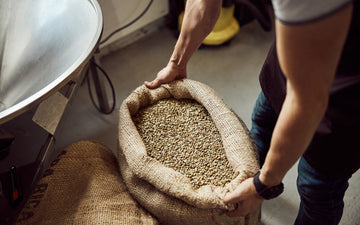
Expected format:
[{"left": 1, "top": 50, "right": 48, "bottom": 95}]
[
  {"left": 118, "top": 79, "right": 261, "bottom": 225},
  {"left": 16, "top": 141, "right": 158, "bottom": 225}
]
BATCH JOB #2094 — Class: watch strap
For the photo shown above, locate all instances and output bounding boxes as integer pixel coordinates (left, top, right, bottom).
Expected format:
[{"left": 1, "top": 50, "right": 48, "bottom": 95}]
[{"left": 253, "top": 171, "right": 284, "bottom": 200}]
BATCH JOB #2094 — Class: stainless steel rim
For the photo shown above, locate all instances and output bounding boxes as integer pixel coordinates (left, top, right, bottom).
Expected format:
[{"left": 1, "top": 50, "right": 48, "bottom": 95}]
[{"left": 0, "top": 0, "right": 103, "bottom": 124}]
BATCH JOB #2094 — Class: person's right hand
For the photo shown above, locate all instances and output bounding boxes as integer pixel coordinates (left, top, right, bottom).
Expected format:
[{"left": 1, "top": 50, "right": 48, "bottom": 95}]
[{"left": 144, "top": 61, "right": 187, "bottom": 89}]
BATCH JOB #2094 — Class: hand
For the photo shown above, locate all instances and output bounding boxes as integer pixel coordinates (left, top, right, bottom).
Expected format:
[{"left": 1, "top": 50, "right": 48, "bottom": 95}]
[
  {"left": 144, "top": 61, "right": 187, "bottom": 89},
  {"left": 223, "top": 178, "right": 264, "bottom": 217}
]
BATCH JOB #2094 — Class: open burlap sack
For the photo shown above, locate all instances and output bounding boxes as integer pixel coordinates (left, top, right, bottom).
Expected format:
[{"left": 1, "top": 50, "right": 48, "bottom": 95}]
[
  {"left": 16, "top": 141, "right": 158, "bottom": 225},
  {"left": 118, "top": 79, "right": 261, "bottom": 225}
]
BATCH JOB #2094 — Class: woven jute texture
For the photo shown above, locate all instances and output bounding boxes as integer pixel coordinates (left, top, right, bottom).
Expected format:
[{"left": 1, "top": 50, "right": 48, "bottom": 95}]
[
  {"left": 118, "top": 79, "right": 261, "bottom": 225},
  {"left": 16, "top": 141, "right": 159, "bottom": 225}
]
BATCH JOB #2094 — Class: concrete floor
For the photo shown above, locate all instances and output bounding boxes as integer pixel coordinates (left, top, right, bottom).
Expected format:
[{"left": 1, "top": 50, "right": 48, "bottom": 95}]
[{"left": 54, "top": 21, "right": 360, "bottom": 225}]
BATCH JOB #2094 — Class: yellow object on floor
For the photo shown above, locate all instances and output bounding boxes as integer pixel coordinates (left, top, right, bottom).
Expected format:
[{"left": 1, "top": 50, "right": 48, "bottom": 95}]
[{"left": 178, "top": 5, "right": 240, "bottom": 45}]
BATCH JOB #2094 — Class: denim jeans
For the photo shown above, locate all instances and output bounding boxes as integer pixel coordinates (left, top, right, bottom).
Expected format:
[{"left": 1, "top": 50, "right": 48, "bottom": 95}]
[{"left": 250, "top": 91, "right": 351, "bottom": 225}]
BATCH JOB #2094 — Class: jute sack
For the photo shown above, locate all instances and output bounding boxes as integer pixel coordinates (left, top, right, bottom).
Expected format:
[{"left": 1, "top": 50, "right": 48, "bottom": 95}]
[
  {"left": 16, "top": 141, "right": 159, "bottom": 225},
  {"left": 118, "top": 79, "right": 261, "bottom": 225}
]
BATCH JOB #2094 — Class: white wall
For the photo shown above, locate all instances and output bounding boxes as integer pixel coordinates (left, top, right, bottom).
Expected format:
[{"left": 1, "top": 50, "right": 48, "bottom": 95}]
[{"left": 97, "top": 0, "right": 169, "bottom": 54}]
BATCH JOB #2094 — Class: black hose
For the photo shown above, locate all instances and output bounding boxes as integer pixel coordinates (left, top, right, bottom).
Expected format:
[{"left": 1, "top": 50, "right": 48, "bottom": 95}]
[{"left": 87, "top": 60, "right": 116, "bottom": 114}]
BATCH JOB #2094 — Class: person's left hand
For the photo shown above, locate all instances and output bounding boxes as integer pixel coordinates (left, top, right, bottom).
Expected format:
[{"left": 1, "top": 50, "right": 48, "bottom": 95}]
[{"left": 223, "top": 177, "right": 264, "bottom": 217}]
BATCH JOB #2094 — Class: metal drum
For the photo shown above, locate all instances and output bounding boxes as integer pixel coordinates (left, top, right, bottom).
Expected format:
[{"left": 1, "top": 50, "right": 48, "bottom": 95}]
[{"left": 0, "top": 0, "right": 103, "bottom": 124}]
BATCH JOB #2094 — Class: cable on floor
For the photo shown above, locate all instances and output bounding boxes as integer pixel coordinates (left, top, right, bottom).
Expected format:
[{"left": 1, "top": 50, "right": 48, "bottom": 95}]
[
  {"left": 87, "top": 60, "right": 116, "bottom": 114},
  {"left": 88, "top": 0, "right": 154, "bottom": 114}
]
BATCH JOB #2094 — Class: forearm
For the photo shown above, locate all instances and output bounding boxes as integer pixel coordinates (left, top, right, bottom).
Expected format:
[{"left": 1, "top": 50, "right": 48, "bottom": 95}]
[
  {"left": 260, "top": 86, "right": 328, "bottom": 186},
  {"left": 259, "top": 5, "right": 353, "bottom": 187},
  {"left": 169, "top": 0, "right": 221, "bottom": 68},
  {"left": 144, "top": 0, "right": 221, "bottom": 89}
]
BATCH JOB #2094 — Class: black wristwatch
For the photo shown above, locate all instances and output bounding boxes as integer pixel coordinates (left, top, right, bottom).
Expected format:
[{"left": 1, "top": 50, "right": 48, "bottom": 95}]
[{"left": 253, "top": 171, "right": 284, "bottom": 200}]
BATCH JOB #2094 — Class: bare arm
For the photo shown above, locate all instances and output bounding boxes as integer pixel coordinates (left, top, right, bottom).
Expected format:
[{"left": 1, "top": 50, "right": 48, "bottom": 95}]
[
  {"left": 145, "top": 0, "right": 221, "bottom": 88},
  {"left": 225, "top": 4, "right": 353, "bottom": 216},
  {"left": 260, "top": 4, "right": 353, "bottom": 186}
]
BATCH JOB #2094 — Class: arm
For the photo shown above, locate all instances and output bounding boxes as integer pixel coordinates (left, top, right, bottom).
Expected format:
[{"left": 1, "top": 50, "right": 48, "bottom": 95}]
[
  {"left": 144, "top": 0, "right": 221, "bottom": 88},
  {"left": 260, "top": 4, "right": 353, "bottom": 187},
  {"left": 224, "top": 4, "right": 353, "bottom": 216}
]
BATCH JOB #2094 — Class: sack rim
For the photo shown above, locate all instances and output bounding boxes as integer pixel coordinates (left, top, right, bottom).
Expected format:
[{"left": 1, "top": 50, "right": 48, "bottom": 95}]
[{"left": 118, "top": 79, "right": 259, "bottom": 209}]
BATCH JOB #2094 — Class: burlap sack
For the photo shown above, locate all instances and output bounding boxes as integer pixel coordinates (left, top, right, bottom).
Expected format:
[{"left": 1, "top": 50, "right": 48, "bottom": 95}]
[
  {"left": 16, "top": 141, "right": 159, "bottom": 225},
  {"left": 118, "top": 79, "right": 261, "bottom": 225}
]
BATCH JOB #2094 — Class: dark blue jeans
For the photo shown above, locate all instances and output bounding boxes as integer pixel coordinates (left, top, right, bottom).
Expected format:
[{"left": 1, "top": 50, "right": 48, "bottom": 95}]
[{"left": 250, "top": 91, "right": 351, "bottom": 225}]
